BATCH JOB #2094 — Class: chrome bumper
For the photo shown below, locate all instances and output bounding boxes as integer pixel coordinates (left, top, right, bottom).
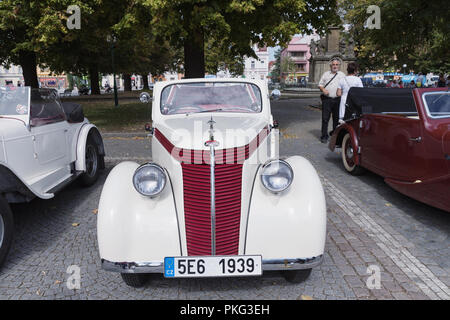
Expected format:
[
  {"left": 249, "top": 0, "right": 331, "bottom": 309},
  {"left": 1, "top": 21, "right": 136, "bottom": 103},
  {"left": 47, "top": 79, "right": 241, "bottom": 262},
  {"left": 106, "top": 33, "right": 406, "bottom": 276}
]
[{"left": 101, "top": 255, "right": 323, "bottom": 274}]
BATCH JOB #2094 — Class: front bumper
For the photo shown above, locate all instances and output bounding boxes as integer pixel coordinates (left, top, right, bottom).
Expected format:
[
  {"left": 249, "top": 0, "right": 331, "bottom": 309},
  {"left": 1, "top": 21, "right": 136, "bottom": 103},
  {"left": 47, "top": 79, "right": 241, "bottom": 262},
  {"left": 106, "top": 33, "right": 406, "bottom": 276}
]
[{"left": 101, "top": 255, "right": 323, "bottom": 274}]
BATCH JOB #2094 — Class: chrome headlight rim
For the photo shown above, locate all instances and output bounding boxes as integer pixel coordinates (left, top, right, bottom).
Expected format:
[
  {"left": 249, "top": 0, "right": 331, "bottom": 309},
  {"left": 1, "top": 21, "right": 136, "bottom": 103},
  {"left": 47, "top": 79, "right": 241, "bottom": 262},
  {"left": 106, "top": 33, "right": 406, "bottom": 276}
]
[
  {"left": 260, "top": 159, "right": 294, "bottom": 193},
  {"left": 132, "top": 163, "right": 167, "bottom": 197}
]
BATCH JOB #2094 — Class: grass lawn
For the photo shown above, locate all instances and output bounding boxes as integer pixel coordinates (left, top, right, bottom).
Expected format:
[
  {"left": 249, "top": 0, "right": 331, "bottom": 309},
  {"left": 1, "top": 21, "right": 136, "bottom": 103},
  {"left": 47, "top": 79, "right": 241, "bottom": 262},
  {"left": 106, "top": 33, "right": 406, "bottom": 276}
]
[{"left": 78, "top": 99, "right": 152, "bottom": 133}]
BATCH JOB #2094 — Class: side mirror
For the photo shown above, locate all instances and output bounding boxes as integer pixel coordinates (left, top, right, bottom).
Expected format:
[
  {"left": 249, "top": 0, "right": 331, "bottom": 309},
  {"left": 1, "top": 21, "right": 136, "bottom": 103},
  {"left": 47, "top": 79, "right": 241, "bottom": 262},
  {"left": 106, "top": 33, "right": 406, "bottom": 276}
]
[
  {"left": 140, "top": 92, "right": 152, "bottom": 103},
  {"left": 270, "top": 89, "right": 281, "bottom": 101}
]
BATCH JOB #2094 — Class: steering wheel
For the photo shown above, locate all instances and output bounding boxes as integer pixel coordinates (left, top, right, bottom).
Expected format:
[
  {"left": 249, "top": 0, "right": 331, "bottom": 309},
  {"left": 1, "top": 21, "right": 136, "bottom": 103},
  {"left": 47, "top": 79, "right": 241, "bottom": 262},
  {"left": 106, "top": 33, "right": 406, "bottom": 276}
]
[{"left": 31, "top": 103, "right": 46, "bottom": 118}]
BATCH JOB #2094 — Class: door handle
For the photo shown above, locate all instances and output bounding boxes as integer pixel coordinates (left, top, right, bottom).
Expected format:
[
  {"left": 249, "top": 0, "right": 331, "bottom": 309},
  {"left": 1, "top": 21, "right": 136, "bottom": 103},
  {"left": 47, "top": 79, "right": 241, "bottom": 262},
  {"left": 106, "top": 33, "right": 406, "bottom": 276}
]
[{"left": 409, "top": 137, "right": 422, "bottom": 143}]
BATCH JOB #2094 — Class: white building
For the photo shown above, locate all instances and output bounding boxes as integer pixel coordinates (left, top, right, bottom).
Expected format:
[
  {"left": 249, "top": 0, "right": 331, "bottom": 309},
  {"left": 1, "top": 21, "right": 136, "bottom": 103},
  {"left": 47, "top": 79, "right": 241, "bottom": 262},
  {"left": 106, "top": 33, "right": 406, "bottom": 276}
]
[
  {"left": 243, "top": 44, "right": 269, "bottom": 82},
  {"left": 0, "top": 65, "right": 24, "bottom": 87}
]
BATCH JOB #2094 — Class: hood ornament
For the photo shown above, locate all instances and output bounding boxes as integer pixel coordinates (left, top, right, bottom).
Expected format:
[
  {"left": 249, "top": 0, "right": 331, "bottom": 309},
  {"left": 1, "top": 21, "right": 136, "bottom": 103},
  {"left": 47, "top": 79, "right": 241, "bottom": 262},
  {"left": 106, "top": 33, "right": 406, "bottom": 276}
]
[{"left": 205, "top": 116, "right": 219, "bottom": 147}]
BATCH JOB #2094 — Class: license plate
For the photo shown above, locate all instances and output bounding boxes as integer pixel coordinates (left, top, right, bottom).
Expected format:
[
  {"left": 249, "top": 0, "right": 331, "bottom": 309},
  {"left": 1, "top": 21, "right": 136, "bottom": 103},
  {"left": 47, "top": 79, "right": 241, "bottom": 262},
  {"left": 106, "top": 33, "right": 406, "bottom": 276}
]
[{"left": 164, "top": 255, "right": 262, "bottom": 278}]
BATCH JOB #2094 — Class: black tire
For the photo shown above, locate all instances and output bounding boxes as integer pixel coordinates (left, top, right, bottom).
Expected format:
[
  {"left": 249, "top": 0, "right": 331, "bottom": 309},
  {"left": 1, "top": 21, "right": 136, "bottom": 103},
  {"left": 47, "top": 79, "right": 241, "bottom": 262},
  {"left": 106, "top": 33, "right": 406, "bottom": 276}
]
[
  {"left": 341, "top": 133, "right": 366, "bottom": 176},
  {"left": 121, "top": 273, "right": 149, "bottom": 288},
  {"left": 0, "top": 195, "right": 14, "bottom": 269},
  {"left": 80, "top": 137, "right": 100, "bottom": 187},
  {"left": 281, "top": 269, "right": 312, "bottom": 284}
]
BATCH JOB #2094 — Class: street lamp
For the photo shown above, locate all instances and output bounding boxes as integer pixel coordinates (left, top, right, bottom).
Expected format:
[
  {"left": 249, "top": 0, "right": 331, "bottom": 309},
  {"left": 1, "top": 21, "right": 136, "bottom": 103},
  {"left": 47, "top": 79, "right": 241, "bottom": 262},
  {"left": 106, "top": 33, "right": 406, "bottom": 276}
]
[
  {"left": 107, "top": 34, "right": 119, "bottom": 107},
  {"left": 403, "top": 64, "right": 407, "bottom": 75}
]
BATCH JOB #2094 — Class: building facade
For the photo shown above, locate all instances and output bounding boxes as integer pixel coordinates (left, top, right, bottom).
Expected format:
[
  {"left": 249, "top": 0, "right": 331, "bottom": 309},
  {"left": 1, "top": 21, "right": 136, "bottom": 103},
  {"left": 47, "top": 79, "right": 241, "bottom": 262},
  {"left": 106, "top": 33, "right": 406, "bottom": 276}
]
[
  {"left": 0, "top": 65, "right": 24, "bottom": 87},
  {"left": 280, "top": 36, "right": 314, "bottom": 83},
  {"left": 243, "top": 45, "right": 269, "bottom": 82}
]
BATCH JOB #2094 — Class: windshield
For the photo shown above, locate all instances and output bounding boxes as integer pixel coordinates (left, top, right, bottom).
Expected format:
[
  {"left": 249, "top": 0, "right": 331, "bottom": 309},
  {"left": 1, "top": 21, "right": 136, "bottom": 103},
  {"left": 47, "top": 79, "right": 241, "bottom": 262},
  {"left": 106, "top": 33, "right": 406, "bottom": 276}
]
[
  {"left": 0, "top": 86, "right": 30, "bottom": 116},
  {"left": 160, "top": 82, "right": 262, "bottom": 115},
  {"left": 423, "top": 92, "right": 450, "bottom": 118}
]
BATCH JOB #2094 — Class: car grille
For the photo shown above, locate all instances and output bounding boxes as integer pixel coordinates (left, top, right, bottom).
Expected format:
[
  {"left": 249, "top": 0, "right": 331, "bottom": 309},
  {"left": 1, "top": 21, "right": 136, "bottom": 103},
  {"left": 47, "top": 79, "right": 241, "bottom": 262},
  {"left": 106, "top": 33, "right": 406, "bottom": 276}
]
[
  {"left": 154, "top": 126, "right": 270, "bottom": 256},
  {"left": 182, "top": 163, "right": 243, "bottom": 256}
]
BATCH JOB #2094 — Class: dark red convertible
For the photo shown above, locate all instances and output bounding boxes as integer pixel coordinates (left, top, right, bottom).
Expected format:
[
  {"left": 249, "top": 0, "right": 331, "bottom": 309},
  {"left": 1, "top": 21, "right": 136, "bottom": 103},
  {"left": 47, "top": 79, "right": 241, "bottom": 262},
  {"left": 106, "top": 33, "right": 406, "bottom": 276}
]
[{"left": 329, "top": 87, "right": 450, "bottom": 212}]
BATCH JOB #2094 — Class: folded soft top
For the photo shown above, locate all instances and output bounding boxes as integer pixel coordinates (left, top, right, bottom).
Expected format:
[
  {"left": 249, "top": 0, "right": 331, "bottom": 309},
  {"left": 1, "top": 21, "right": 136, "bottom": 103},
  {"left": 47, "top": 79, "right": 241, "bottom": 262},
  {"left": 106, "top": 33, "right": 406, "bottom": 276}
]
[{"left": 345, "top": 88, "right": 416, "bottom": 119}]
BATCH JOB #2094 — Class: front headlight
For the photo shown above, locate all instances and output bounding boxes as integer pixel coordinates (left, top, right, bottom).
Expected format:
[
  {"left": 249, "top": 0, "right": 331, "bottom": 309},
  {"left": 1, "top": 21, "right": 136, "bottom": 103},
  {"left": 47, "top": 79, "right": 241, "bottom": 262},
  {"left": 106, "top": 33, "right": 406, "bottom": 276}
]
[
  {"left": 260, "top": 159, "right": 293, "bottom": 193},
  {"left": 133, "top": 163, "right": 167, "bottom": 197}
]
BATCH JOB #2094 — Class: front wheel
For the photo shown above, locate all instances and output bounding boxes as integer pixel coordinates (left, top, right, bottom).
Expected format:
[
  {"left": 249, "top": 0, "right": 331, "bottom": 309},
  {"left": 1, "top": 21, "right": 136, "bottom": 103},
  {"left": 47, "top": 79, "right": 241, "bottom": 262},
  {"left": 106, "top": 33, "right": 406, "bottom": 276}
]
[
  {"left": 341, "top": 133, "right": 366, "bottom": 176},
  {"left": 80, "top": 137, "right": 101, "bottom": 186},
  {"left": 0, "top": 195, "right": 14, "bottom": 269},
  {"left": 121, "top": 273, "right": 149, "bottom": 288},
  {"left": 281, "top": 269, "right": 312, "bottom": 284}
]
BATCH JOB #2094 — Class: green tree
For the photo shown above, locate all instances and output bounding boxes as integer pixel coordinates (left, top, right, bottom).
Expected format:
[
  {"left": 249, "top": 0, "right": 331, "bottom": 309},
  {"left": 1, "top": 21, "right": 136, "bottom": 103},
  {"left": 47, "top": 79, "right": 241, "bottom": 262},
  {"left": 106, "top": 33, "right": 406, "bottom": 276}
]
[
  {"left": 40, "top": 0, "right": 131, "bottom": 94},
  {"left": 341, "top": 0, "right": 450, "bottom": 73},
  {"left": 270, "top": 48, "right": 283, "bottom": 82},
  {"left": 141, "top": 0, "right": 339, "bottom": 78},
  {"left": 0, "top": 0, "right": 91, "bottom": 87},
  {"left": 281, "top": 55, "right": 296, "bottom": 82}
]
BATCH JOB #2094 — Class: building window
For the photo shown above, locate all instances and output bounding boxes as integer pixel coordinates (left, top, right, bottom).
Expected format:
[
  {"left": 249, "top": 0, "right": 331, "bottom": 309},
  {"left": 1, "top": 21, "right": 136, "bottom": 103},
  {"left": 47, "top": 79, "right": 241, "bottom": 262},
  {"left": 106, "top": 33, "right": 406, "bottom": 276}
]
[
  {"left": 291, "top": 51, "right": 306, "bottom": 58},
  {"left": 251, "top": 61, "right": 255, "bottom": 69},
  {"left": 296, "top": 64, "right": 305, "bottom": 72}
]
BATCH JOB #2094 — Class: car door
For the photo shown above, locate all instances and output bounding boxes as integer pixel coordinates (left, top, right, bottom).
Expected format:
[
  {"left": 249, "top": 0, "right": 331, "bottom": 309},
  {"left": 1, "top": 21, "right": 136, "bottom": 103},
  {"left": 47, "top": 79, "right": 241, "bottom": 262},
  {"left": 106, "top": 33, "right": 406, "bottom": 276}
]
[
  {"left": 29, "top": 90, "right": 70, "bottom": 191},
  {"left": 359, "top": 114, "right": 426, "bottom": 180}
]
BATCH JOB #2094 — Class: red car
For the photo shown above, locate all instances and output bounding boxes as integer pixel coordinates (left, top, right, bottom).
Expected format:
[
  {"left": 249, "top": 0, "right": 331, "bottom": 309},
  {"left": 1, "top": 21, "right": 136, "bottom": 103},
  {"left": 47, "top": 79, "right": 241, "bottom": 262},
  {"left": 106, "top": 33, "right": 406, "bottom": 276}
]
[{"left": 329, "top": 87, "right": 450, "bottom": 212}]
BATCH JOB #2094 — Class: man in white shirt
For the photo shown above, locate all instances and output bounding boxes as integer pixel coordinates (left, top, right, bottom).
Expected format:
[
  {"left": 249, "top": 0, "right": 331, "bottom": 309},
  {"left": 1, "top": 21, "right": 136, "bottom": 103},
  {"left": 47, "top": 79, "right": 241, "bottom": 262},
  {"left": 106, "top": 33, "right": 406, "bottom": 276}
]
[
  {"left": 318, "top": 58, "right": 345, "bottom": 143},
  {"left": 336, "top": 62, "right": 364, "bottom": 122}
]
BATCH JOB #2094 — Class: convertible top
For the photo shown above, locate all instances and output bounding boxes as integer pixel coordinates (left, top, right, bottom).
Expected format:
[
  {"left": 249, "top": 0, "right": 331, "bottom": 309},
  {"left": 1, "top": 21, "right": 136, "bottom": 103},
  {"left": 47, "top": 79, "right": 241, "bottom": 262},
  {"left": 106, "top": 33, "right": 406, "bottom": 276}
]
[{"left": 345, "top": 88, "right": 417, "bottom": 119}]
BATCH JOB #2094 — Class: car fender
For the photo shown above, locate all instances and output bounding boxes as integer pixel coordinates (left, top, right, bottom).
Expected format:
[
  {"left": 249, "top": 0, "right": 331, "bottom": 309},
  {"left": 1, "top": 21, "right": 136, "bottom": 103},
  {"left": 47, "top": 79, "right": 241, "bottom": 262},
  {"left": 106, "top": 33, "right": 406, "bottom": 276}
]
[
  {"left": 329, "top": 123, "right": 360, "bottom": 165},
  {"left": 75, "top": 124, "right": 105, "bottom": 172},
  {"left": 245, "top": 156, "right": 327, "bottom": 260},
  {"left": 97, "top": 161, "right": 181, "bottom": 262},
  {"left": 0, "top": 162, "right": 49, "bottom": 201}
]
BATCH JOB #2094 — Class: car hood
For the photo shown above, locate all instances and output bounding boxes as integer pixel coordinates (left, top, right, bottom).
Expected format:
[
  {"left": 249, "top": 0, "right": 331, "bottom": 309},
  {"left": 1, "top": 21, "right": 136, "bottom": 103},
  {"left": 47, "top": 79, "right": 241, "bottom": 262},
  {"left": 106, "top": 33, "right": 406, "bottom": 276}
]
[{"left": 155, "top": 113, "right": 269, "bottom": 150}]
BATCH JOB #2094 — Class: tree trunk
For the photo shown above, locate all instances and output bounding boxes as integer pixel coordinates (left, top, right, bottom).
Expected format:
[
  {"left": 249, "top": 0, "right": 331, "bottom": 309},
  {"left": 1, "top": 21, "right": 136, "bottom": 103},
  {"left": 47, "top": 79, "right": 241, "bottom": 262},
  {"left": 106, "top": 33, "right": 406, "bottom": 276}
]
[
  {"left": 18, "top": 51, "right": 39, "bottom": 88},
  {"left": 142, "top": 73, "right": 149, "bottom": 90},
  {"left": 123, "top": 74, "right": 132, "bottom": 91},
  {"left": 89, "top": 66, "right": 100, "bottom": 95},
  {"left": 184, "top": 28, "right": 205, "bottom": 79}
]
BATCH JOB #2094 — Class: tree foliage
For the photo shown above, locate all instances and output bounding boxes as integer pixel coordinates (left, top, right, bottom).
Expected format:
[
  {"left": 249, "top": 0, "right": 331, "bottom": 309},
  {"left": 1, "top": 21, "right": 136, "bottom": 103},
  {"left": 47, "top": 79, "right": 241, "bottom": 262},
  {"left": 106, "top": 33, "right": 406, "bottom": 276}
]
[
  {"left": 341, "top": 0, "right": 450, "bottom": 73},
  {"left": 140, "top": 0, "right": 340, "bottom": 77}
]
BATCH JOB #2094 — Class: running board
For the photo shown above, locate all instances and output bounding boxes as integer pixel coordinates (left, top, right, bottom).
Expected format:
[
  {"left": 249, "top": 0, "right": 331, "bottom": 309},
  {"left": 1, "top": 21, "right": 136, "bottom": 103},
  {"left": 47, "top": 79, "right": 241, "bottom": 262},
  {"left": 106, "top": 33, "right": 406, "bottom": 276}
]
[{"left": 46, "top": 171, "right": 83, "bottom": 194}]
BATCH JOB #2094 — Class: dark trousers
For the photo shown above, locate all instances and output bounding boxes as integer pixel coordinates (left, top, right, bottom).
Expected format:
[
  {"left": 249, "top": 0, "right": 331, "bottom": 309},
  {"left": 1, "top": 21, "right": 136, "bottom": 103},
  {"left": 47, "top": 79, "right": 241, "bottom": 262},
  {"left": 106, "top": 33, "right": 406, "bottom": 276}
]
[{"left": 321, "top": 97, "right": 340, "bottom": 139}]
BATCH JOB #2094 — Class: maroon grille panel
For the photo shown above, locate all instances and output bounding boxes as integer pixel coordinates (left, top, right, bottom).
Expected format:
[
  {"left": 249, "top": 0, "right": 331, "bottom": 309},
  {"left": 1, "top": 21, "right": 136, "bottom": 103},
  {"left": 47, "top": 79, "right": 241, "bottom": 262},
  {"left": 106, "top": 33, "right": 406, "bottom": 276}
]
[
  {"left": 154, "top": 127, "right": 270, "bottom": 164},
  {"left": 155, "top": 127, "right": 269, "bottom": 256},
  {"left": 182, "top": 163, "right": 243, "bottom": 256}
]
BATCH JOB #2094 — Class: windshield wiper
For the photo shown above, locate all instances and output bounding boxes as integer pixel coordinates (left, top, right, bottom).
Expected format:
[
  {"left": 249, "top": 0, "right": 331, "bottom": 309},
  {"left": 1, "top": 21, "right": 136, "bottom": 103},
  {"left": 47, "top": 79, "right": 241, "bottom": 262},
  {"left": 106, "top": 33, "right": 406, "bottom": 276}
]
[{"left": 185, "top": 108, "right": 223, "bottom": 116}]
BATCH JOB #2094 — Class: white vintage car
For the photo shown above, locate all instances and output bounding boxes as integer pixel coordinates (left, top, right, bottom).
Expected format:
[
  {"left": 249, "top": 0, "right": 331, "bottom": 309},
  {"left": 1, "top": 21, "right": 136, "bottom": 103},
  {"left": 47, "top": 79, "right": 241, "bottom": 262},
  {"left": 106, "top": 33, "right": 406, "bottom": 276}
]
[
  {"left": 98, "top": 79, "right": 326, "bottom": 287},
  {"left": 0, "top": 87, "right": 105, "bottom": 268}
]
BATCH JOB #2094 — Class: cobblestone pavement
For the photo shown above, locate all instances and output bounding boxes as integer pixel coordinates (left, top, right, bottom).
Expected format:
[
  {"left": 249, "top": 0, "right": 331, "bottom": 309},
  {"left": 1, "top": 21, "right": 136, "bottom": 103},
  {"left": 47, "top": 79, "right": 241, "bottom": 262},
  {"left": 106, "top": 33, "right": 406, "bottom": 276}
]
[{"left": 0, "top": 99, "right": 448, "bottom": 300}]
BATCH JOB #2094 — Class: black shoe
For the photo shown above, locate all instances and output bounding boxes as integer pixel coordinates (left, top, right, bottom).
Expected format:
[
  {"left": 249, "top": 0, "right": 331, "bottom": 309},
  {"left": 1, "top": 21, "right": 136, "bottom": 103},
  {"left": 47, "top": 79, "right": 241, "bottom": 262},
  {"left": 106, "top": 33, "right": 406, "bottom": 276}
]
[{"left": 320, "top": 137, "right": 328, "bottom": 144}]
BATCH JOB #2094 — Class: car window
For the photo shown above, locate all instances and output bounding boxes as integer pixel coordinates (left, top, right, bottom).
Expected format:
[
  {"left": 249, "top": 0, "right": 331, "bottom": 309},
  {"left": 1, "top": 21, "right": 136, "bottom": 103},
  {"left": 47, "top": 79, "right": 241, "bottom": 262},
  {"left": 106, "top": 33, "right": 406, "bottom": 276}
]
[
  {"left": 424, "top": 92, "right": 450, "bottom": 118},
  {"left": 160, "top": 82, "right": 262, "bottom": 115},
  {"left": 30, "top": 89, "right": 66, "bottom": 126},
  {"left": 0, "top": 86, "right": 30, "bottom": 116}
]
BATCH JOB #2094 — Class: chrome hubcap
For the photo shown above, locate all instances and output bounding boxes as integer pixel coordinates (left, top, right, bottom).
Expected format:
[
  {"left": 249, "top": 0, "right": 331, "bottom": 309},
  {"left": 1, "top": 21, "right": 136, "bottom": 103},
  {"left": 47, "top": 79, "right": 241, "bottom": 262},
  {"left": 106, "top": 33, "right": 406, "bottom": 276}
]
[
  {"left": 346, "top": 146, "right": 354, "bottom": 159},
  {"left": 0, "top": 214, "right": 4, "bottom": 248},
  {"left": 85, "top": 145, "right": 98, "bottom": 177}
]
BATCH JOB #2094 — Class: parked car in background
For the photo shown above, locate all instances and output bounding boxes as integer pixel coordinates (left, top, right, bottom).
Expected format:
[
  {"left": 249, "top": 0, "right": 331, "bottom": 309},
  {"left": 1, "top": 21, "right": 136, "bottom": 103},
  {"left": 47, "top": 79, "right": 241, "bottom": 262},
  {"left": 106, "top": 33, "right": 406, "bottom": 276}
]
[
  {"left": 0, "top": 87, "right": 105, "bottom": 268},
  {"left": 329, "top": 87, "right": 450, "bottom": 212},
  {"left": 78, "top": 85, "right": 90, "bottom": 95},
  {"left": 98, "top": 78, "right": 327, "bottom": 287},
  {"left": 427, "top": 75, "right": 439, "bottom": 88}
]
